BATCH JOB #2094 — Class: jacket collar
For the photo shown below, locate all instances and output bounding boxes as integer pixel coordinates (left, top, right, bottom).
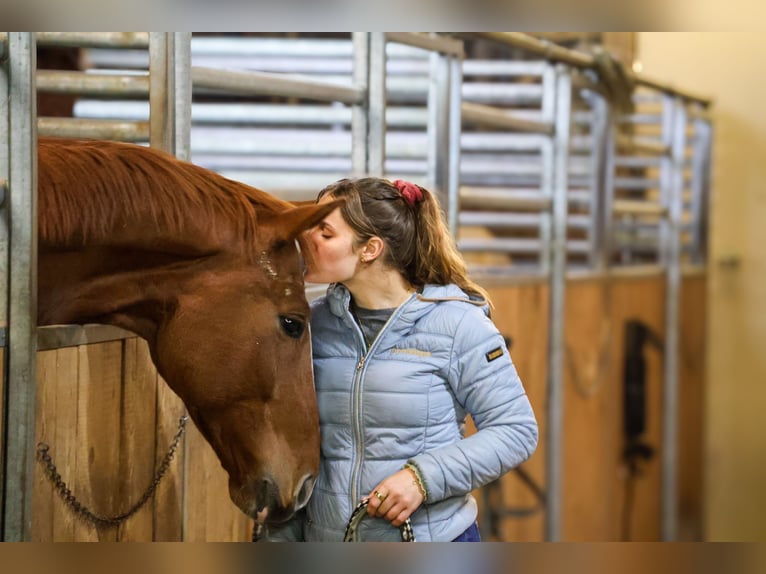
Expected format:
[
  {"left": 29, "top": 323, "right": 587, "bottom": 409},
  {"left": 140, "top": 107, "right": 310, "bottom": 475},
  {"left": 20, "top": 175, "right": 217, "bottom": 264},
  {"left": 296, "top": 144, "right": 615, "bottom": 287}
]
[{"left": 325, "top": 283, "right": 489, "bottom": 322}]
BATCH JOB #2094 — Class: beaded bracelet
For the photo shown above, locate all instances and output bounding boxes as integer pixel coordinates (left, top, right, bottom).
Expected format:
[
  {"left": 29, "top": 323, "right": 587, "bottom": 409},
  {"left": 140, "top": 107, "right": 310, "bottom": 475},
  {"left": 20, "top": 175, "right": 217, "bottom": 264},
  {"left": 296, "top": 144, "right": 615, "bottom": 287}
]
[{"left": 403, "top": 462, "right": 428, "bottom": 502}]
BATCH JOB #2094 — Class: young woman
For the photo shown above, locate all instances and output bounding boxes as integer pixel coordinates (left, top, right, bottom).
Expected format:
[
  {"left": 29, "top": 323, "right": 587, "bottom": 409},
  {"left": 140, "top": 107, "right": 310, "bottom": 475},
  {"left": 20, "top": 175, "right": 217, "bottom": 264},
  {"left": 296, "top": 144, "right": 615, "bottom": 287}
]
[{"left": 270, "top": 177, "right": 538, "bottom": 541}]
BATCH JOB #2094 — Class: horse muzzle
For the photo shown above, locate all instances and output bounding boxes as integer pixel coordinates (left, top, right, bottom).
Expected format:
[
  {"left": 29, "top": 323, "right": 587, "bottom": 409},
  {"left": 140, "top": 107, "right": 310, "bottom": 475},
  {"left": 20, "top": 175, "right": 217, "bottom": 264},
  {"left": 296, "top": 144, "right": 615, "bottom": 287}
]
[{"left": 239, "top": 473, "right": 316, "bottom": 524}]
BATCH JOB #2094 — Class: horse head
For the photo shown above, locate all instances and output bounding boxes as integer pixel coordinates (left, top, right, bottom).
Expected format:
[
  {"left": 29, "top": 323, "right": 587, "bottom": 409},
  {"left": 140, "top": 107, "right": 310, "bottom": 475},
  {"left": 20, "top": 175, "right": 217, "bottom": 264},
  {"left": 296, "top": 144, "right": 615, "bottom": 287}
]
[{"left": 148, "top": 202, "right": 340, "bottom": 525}]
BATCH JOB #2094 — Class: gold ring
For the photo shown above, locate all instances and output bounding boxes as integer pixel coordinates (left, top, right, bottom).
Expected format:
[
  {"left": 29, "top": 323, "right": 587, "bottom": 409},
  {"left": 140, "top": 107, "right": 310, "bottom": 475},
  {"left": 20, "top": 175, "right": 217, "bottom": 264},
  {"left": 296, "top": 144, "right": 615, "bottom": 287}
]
[{"left": 373, "top": 490, "right": 386, "bottom": 502}]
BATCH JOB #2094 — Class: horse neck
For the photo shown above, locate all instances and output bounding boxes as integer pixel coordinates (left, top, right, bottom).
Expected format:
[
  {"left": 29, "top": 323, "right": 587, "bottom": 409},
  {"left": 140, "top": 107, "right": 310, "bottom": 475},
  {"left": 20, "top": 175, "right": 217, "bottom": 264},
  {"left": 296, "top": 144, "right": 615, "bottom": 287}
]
[{"left": 37, "top": 246, "right": 222, "bottom": 345}]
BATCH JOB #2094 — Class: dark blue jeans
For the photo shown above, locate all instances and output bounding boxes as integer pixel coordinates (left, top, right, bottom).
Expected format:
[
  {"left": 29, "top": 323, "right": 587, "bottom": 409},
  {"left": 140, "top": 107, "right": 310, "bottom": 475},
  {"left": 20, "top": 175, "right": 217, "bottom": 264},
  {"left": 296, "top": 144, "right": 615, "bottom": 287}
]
[{"left": 451, "top": 522, "right": 481, "bottom": 542}]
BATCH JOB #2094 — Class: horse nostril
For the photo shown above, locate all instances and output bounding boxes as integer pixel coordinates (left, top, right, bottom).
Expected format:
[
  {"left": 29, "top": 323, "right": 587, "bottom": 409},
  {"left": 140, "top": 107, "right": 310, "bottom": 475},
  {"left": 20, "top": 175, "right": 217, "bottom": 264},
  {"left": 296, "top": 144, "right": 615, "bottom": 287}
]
[
  {"left": 295, "top": 474, "right": 315, "bottom": 509},
  {"left": 255, "top": 476, "right": 278, "bottom": 510}
]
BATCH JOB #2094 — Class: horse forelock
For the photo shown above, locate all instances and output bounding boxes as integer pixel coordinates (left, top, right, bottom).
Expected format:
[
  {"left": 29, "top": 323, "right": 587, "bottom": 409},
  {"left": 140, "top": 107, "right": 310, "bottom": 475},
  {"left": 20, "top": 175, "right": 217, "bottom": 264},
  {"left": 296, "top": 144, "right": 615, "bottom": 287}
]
[{"left": 37, "top": 138, "right": 291, "bottom": 260}]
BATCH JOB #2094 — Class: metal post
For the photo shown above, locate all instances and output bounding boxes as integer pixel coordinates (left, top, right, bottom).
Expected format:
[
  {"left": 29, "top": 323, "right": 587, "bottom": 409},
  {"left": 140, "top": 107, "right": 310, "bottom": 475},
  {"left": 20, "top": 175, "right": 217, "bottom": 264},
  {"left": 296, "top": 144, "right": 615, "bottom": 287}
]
[
  {"left": 661, "top": 97, "right": 686, "bottom": 541},
  {"left": 150, "top": 32, "right": 192, "bottom": 158},
  {"left": 426, "top": 49, "right": 450, "bottom": 203},
  {"left": 539, "top": 64, "right": 556, "bottom": 275},
  {"left": 588, "top": 93, "right": 610, "bottom": 270},
  {"left": 1, "top": 32, "right": 37, "bottom": 542},
  {"left": 600, "top": 112, "right": 618, "bottom": 272},
  {"left": 351, "top": 33, "right": 369, "bottom": 178},
  {"left": 366, "top": 33, "right": 386, "bottom": 176},
  {"left": 446, "top": 55, "right": 462, "bottom": 237},
  {"left": 545, "top": 65, "right": 571, "bottom": 542},
  {"left": 689, "top": 110, "right": 712, "bottom": 265}
]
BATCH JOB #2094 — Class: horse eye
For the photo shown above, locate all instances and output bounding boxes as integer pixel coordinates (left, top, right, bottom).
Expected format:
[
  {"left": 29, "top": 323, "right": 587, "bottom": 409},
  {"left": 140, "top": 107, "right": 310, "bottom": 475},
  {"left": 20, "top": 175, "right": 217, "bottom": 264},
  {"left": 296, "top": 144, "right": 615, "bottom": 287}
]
[{"left": 279, "top": 315, "right": 305, "bottom": 339}]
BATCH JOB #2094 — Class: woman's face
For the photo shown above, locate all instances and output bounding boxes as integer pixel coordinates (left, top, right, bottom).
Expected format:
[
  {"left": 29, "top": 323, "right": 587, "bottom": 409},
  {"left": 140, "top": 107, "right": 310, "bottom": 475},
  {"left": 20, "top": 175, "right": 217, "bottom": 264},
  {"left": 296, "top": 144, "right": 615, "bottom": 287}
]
[{"left": 303, "top": 201, "right": 361, "bottom": 285}]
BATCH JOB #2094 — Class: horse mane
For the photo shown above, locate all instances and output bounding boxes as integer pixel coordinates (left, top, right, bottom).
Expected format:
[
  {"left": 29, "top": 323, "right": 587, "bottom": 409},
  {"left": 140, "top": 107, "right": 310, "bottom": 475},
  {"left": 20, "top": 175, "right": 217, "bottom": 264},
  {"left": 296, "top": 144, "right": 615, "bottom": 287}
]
[{"left": 37, "top": 137, "right": 292, "bottom": 257}]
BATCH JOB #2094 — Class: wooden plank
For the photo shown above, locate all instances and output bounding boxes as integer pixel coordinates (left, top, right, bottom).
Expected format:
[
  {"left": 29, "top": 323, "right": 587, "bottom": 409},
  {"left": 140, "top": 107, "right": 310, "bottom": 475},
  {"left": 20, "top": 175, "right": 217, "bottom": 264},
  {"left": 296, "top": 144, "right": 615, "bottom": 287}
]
[
  {"left": 677, "top": 275, "right": 706, "bottom": 540},
  {"left": 31, "top": 350, "right": 57, "bottom": 541},
  {"left": 561, "top": 278, "right": 623, "bottom": 540},
  {"left": 74, "top": 341, "right": 123, "bottom": 541},
  {"left": 152, "top": 367, "right": 185, "bottom": 540},
  {"left": 116, "top": 337, "right": 156, "bottom": 541},
  {"left": 52, "top": 347, "right": 79, "bottom": 540}
]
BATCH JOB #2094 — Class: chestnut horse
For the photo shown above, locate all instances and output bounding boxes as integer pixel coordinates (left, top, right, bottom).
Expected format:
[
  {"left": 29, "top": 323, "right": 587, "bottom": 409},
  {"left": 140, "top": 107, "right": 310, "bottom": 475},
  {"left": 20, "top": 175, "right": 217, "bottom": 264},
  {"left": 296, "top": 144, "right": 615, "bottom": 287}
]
[{"left": 35, "top": 137, "right": 338, "bottom": 528}]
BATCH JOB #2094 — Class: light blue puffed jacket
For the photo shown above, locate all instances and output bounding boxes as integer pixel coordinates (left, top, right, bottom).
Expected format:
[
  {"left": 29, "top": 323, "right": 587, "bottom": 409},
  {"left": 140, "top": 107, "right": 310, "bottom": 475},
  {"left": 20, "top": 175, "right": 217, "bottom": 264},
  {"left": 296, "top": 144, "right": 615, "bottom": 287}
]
[{"left": 270, "top": 282, "right": 538, "bottom": 542}]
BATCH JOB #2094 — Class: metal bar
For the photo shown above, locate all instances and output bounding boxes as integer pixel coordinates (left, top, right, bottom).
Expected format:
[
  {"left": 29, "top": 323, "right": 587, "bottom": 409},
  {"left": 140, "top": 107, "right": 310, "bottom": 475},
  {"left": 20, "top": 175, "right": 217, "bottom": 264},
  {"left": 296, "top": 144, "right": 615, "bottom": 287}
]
[
  {"left": 459, "top": 211, "right": 543, "bottom": 228},
  {"left": 447, "top": 56, "right": 463, "bottom": 236},
  {"left": 36, "top": 71, "right": 150, "bottom": 97},
  {"left": 689, "top": 115, "right": 712, "bottom": 263},
  {"left": 662, "top": 97, "right": 687, "bottom": 542},
  {"left": 614, "top": 177, "right": 661, "bottom": 190},
  {"left": 173, "top": 33, "right": 192, "bottom": 162},
  {"left": 658, "top": 95, "right": 675, "bottom": 267},
  {"left": 0, "top": 34, "right": 9, "bottom": 331},
  {"left": 385, "top": 33, "right": 464, "bottom": 58},
  {"left": 588, "top": 93, "right": 610, "bottom": 270},
  {"left": 539, "top": 64, "right": 556, "bottom": 274},
  {"left": 2, "top": 32, "right": 37, "bottom": 542},
  {"left": 473, "top": 33, "right": 594, "bottom": 69},
  {"left": 37, "top": 117, "right": 149, "bottom": 141},
  {"left": 366, "top": 33, "right": 386, "bottom": 176},
  {"left": 545, "top": 65, "right": 571, "bottom": 542},
  {"left": 191, "top": 66, "right": 364, "bottom": 106},
  {"left": 458, "top": 237, "right": 591, "bottom": 255},
  {"left": 615, "top": 134, "right": 670, "bottom": 156},
  {"left": 426, "top": 51, "right": 450, "bottom": 201},
  {"left": 459, "top": 187, "right": 553, "bottom": 212},
  {"left": 461, "top": 102, "right": 553, "bottom": 134},
  {"left": 36, "top": 32, "right": 149, "bottom": 49},
  {"left": 613, "top": 200, "right": 668, "bottom": 217},
  {"left": 350, "top": 33, "right": 369, "bottom": 178},
  {"left": 631, "top": 73, "right": 713, "bottom": 107},
  {"left": 150, "top": 33, "right": 172, "bottom": 151}
]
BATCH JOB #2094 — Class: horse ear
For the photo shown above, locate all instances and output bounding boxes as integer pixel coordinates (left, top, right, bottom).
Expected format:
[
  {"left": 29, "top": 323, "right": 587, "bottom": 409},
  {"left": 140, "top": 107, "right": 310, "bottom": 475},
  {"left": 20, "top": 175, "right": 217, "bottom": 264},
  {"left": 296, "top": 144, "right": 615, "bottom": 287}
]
[{"left": 272, "top": 198, "right": 345, "bottom": 242}]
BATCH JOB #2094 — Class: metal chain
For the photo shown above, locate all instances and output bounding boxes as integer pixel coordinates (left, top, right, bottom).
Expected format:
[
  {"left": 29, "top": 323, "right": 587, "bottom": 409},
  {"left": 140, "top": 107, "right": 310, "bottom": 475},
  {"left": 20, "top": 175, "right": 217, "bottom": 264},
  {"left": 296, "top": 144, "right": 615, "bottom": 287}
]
[{"left": 36, "top": 415, "right": 188, "bottom": 528}]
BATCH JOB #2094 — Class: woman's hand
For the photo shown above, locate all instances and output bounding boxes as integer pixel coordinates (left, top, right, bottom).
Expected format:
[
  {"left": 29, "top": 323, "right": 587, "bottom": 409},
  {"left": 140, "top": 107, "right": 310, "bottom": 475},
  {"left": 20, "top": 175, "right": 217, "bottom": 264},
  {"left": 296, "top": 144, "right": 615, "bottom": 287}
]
[{"left": 366, "top": 468, "right": 425, "bottom": 527}]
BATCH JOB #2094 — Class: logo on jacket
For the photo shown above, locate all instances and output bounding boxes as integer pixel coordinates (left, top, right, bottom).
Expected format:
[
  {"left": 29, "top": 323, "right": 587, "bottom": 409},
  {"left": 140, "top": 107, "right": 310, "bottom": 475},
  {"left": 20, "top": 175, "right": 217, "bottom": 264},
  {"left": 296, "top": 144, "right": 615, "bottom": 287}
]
[
  {"left": 391, "top": 348, "right": 432, "bottom": 357},
  {"left": 485, "top": 346, "right": 504, "bottom": 362}
]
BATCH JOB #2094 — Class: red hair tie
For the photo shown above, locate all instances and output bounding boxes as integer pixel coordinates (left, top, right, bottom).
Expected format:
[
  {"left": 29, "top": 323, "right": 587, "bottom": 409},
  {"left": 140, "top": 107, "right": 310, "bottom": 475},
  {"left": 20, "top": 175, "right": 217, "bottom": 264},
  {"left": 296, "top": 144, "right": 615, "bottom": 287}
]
[{"left": 393, "top": 179, "right": 424, "bottom": 208}]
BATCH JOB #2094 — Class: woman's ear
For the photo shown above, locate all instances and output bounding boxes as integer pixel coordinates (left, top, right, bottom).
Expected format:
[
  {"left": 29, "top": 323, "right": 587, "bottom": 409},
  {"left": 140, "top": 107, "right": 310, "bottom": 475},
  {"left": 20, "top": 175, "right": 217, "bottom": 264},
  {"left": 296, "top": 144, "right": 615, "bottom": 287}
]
[{"left": 361, "top": 236, "right": 385, "bottom": 262}]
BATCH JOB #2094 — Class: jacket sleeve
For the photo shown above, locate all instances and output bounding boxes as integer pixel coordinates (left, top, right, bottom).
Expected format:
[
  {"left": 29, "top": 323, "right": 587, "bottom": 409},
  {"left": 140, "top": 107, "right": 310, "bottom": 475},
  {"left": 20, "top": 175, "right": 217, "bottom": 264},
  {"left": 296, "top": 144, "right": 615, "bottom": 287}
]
[
  {"left": 407, "top": 306, "right": 538, "bottom": 503},
  {"left": 265, "top": 508, "right": 306, "bottom": 542}
]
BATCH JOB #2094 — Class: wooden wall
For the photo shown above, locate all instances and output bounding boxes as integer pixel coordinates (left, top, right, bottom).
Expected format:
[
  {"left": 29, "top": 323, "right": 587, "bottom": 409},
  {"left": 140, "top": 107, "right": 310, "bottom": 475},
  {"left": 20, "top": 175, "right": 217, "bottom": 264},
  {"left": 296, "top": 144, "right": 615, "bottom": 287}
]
[
  {"left": 29, "top": 336, "right": 251, "bottom": 541},
  {"left": 473, "top": 273, "right": 706, "bottom": 541}
]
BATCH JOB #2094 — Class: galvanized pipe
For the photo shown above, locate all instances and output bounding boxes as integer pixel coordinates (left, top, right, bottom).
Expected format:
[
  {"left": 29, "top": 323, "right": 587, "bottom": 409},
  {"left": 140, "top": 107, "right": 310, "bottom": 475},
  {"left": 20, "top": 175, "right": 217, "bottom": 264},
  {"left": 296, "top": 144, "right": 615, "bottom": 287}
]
[
  {"left": 191, "top": 66, "right": 365, "bottom": 105},
  {"left": 36, "top": 32, "right": 149, "bottom": 49},
  {"left": 36, "top": 70, "right": 150, "bottom": 97},
  {"left": 613, "top": 199, "right": 668, "bottom": 217},
  {"left": 459, "top": 187, "right": 553, "bottom": 212},
  {"left": 615, "top": 134, "right": 670, "bottom": 156},
  {"left": 2, "top": 32, "right": 38, "bottom": 543},
  {"left": 385, "top": 32, "right": 463, "bottom": 57},
  {"left": 37, "top": 117, "right": 150, "bottom": 141},
  {"left": 366, "top": 33, "right": 386, "bottom": 176},
  {"left": 447, "top": 56, "right": 463, "bottom": 236},
  {"left": 545, "top": 64, "right": 572, "bottom": 542},
  {"left": 462, "top": 102, "right": 553, "bottom": 135},
  {"left": 662, "top": 97, "right": 687, "bottom": 542}
]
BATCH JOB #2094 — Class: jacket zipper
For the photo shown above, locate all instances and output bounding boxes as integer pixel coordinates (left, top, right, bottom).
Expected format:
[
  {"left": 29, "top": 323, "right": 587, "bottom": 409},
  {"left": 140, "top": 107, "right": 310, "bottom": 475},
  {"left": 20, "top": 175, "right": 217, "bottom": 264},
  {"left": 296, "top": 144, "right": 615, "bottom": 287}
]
[{"left": 348, "top": 293, "right": 416, "bottom": 508}]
